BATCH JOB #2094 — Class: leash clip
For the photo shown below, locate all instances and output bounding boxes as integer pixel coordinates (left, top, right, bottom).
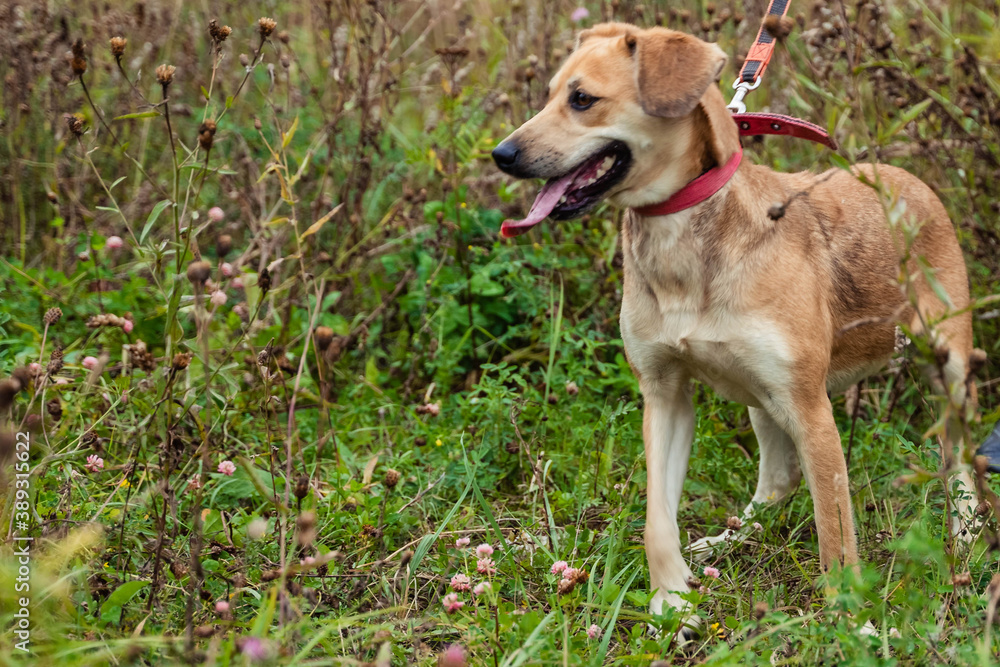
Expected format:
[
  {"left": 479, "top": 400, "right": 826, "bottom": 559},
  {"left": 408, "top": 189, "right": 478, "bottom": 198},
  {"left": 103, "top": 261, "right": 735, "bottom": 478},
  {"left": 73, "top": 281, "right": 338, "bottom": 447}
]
[{"left": 727, "top": 78, "right": 761, "bottom": 114}]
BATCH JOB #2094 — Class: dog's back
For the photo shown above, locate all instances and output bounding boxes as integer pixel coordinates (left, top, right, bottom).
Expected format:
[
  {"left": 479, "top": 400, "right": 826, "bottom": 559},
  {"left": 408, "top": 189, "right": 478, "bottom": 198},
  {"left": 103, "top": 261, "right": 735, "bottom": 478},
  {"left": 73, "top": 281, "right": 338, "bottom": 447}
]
[
  {"left": 813, "top": 164, "right": 971, "bottom": 391},
  {"left": 732, "top": 161, "right": 972, "bottom": 393}
]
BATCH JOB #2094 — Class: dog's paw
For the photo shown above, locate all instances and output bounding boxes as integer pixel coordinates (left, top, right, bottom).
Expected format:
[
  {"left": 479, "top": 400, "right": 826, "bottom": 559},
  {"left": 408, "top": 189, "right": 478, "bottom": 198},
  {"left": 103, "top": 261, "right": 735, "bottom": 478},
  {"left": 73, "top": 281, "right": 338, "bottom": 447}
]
[
  {"left": 648, "top": 592, "right": 701, "bottom": 643},
  {"left": 950, "top": 516, "right": 975, "bottom": 544},
  {"left": 646, "top": 614, "right": 701, "bottom": 643},
  {"left": 689, "top": 529, "right": 744, "bottom": 561},
  {"left": 674, "top": 616, "right": 702, "bottom": 644},
  {"left": 857, "top": 619, "right": 900, "bottom": 639}
]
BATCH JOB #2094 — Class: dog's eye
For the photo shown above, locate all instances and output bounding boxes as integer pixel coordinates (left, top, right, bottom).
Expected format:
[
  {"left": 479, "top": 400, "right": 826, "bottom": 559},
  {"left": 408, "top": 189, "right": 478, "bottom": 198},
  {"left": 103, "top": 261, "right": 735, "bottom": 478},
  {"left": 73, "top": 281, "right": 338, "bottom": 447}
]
[{"left": 569, "top": 90, "right": 597, "bottom": 111}]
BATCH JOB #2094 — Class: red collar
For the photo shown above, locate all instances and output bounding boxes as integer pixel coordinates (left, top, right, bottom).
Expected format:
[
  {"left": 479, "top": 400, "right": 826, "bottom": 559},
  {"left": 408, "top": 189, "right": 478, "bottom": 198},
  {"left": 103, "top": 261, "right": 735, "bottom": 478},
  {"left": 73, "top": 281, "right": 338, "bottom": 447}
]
[{"left": 633, "top": 147, "right": 743, "bottom": 217}]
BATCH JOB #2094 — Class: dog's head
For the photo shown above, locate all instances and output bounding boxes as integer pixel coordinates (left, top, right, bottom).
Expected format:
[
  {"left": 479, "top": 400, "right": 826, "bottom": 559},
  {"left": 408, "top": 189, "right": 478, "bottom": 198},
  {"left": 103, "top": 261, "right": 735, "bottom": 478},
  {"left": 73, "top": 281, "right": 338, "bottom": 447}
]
[{"left": 493, "top": 23, "right": 739, "bottom": 237}]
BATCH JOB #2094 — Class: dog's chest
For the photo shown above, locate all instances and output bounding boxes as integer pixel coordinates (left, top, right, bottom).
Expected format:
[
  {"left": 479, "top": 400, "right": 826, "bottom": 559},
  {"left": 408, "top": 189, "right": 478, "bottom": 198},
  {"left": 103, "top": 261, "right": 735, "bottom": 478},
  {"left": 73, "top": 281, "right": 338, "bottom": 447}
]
[{"left": 620, "top": 219, "right": 794, "bottom": 408}]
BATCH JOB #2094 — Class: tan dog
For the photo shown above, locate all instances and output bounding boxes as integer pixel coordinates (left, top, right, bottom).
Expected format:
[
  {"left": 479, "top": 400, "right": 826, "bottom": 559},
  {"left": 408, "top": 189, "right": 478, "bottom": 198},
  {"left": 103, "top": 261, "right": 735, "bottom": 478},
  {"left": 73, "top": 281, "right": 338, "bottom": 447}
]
[{"left": 492, "top": 23, "right": 977, "bottom": 627}]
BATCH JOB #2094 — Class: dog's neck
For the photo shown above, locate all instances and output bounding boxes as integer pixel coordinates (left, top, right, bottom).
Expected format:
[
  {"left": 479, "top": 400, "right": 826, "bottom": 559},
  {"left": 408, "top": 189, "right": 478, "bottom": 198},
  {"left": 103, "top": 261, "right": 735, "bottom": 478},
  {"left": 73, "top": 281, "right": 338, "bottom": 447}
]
[
  {"left": 618, "top": 87, "right": 742, "bottom": 212},
  {"left": 621, "top": 97, "right": 749, "bottom": 301}
]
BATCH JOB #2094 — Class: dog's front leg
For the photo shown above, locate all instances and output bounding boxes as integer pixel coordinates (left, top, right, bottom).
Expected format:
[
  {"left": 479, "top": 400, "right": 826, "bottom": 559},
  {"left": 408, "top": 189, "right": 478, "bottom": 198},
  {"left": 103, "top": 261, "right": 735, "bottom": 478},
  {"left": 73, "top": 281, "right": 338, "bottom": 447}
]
[{"left": 643, "top": 379, "right": 697, "bottom": 620}]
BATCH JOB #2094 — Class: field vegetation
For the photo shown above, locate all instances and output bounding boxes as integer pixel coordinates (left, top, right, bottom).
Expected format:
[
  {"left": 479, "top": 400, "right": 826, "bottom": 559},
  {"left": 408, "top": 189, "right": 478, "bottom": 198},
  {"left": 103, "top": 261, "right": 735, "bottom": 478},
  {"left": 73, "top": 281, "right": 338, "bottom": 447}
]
[{"left": 0, "top": 0, "right": 999, "bottom": 664}]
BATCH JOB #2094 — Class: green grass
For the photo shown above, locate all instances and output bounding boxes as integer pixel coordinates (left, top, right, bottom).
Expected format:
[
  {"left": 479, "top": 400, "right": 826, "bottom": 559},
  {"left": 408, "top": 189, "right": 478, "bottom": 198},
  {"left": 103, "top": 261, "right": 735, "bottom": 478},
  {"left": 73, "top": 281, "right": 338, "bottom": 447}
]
[{"left": 0, "top": 0, "right": 999, "bottom": 664}]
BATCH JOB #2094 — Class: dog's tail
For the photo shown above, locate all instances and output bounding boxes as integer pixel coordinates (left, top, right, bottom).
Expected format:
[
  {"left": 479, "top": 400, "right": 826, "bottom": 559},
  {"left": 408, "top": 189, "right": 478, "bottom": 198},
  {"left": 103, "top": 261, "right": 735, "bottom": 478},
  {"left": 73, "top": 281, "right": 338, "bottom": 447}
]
[{"left": 977, "top": 422, "right": 1000, "bottom": 473}]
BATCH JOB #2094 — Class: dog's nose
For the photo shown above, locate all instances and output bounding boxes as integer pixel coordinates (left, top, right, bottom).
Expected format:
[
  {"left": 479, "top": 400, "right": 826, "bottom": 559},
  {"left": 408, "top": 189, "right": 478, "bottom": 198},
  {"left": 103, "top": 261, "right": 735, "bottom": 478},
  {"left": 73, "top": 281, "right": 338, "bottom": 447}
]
[{"left": 492, "top": 142, "right": 520, "bottom": 172}]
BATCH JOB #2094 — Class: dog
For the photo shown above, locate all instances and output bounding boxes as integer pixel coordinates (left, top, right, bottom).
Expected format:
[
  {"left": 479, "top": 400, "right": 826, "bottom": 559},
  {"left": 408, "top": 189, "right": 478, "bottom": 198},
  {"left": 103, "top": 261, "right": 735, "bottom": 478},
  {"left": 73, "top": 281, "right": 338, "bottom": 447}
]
[{"left": 492, "top": 23, "right": 978, "bottom": 628}]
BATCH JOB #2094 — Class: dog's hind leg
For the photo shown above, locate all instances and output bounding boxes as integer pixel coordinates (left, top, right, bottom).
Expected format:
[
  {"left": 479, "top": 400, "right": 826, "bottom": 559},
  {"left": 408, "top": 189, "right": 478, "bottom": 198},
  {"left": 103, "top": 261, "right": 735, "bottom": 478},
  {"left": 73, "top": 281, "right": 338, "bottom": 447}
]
[
  {"left": 786, "top": 387, "right": 860, "bottom": 572},
  {"left": 903, "top": 190, "right": 979, "bottom": 541},
  {"left": 942, "top": 350, "right": 978, "bottom": 541},
  {"left": 910, "top": 290, "right": 978, "bottom": 541},
  {"left": 925, "top": 338, "right": 978, "bottom": 541},
  {"left": 689, "top": 407, "right": 801, "bottom": 560}
]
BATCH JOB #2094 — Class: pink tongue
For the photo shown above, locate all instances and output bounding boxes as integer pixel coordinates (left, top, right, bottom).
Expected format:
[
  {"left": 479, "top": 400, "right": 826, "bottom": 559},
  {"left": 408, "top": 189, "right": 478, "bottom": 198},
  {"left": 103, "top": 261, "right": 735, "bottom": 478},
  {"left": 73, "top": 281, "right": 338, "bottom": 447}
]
[{"left": 500, "top": 173, "right": 576, "bottom": 238}]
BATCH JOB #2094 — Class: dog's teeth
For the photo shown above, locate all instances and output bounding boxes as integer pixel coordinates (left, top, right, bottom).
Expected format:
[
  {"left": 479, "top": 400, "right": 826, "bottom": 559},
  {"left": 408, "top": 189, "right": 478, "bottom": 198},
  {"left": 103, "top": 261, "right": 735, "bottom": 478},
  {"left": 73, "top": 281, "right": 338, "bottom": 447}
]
[
  {"left": 560, "top": 196, "right": 567, "bottom": 204},
  {"left": 602, "top": 156, "right": 614, "bottom": 170}
]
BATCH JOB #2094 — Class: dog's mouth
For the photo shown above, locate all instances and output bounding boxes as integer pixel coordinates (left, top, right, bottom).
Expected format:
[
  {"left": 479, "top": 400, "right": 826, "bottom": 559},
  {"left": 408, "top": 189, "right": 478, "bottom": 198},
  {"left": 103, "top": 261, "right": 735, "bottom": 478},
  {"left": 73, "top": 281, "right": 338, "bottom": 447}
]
[{"left": 500, "top": 141, "right": 632, "bottom": 238}]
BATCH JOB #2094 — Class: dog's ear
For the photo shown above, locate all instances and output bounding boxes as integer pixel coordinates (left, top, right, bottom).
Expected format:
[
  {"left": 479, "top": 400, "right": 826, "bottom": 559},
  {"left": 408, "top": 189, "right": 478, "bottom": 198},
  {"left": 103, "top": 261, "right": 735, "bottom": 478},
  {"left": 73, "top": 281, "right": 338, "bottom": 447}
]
[
  {"left": 634, "top": 29, "right": 728, "bottom": 118},
  {"left": 575, "top": 22, "right": 634, "bottom": 50}
]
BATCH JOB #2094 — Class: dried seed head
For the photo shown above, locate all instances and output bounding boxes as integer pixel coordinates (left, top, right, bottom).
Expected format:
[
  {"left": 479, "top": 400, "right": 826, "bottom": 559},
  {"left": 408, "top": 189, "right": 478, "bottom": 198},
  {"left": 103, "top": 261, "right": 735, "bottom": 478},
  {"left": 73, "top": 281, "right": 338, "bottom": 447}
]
[
  {"left": 216, "top": 234, "right": 233, "bottom": 257},
  {"left": 258, "top": 17, "right": 277, "bottom": 38},
  {"left": 110, "top": 36, "right": 127, "bottom": 58},
  {"left": 125, "top": 340, "right": 157, "bottom": 373},
  {"left": 47, "top": 347, "right": 64, "bottom": 376},
  {"left": 87, "top": 313, "right": 131, "bottom": 331},
  {"left": 239, "top": 53, "right": 250, "bottom": 67},
  {"left": 280, "top": 54, "right": 291, "bottom": 69},
  {"left": 294, "top": 474, "right": 309, "bottom": 500},
  {"left": 172, "top": 352, "right": 193, "bottom": 371},
  {"left": 557, "top": 568, "right": 589, "bottom": 595},
  {"left": 314, "top": 327, "right": 334, "bottom": 352},
  {"left": 155, "top": 64, "right": 176, "bottom": 87},
  {"left": 71, "top": 38, "right": 87, "bottom": 75},
  {"left": 0, "top": 379, "right": 21, "bottom": 412},
  {"left": 65, "top": 114, "right": 86, "bottom": 137},
  {"left": 10, "top": 367, "right": 31, "bottom": 392},
  {"left": 81, "top": 429, "right": 98, "bottom": 449},
  {"left": 44, "top": 307, "right": 63, "bottom": 326},
  {"left": 186, "top": 260, "right": 212, "bottom": 285},
  {"left": 260, "top": 568, "right": 281, "bottom": 582},
  {"left": 47, "top": 398, "right": 62, "bottom": 421},
  {"left": 193, "top": 625, "right": 215, "bottom": 638},
  {"left": 726, "top": 516, "right": 743, "bottom": 530},
  {"left": 762, "top": 15, "right": 794, "bottom": 41},
  {"left": 754, "top": 601, "right": 769, "bottom": 620},
  {"left": 952, "top": 571, "right": 972, "bottom": 586},
  {"left": 257, "top": 267, "right": 271, "bottom": 295},
  {"left": 0, "top": 431, "right": 13, "bottom": 465},
  {"left": 198, "top": 119, "right": 217, "bottom": 151},
  {"left": 170, "top": 560, "right": 188, "bottom": 579},
  {"left": 278, "top": 30, "right": 290, "bottom": 44},
  {"left": 253, "top": 116, "right": 263, "bottom": 130},
  {"left": 976, "top": 500, "right": 991, "bottom": 516},
  {"left": 208, "top": 20, "right": 232, "bottom": 43},
  {"left": 383, "top": 469, "right": 400, "bottom": 489}
]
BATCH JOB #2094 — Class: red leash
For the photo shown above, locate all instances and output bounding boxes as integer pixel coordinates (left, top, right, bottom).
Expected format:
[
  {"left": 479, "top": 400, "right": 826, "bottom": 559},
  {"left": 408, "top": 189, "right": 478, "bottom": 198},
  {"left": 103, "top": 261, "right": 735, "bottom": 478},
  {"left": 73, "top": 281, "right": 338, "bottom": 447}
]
[
  {"left": 727, "top": 0, "right": 836, "bottom": 149},
  {"left": 730, "top": 0, "right": 791, "bottom": 110}
]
